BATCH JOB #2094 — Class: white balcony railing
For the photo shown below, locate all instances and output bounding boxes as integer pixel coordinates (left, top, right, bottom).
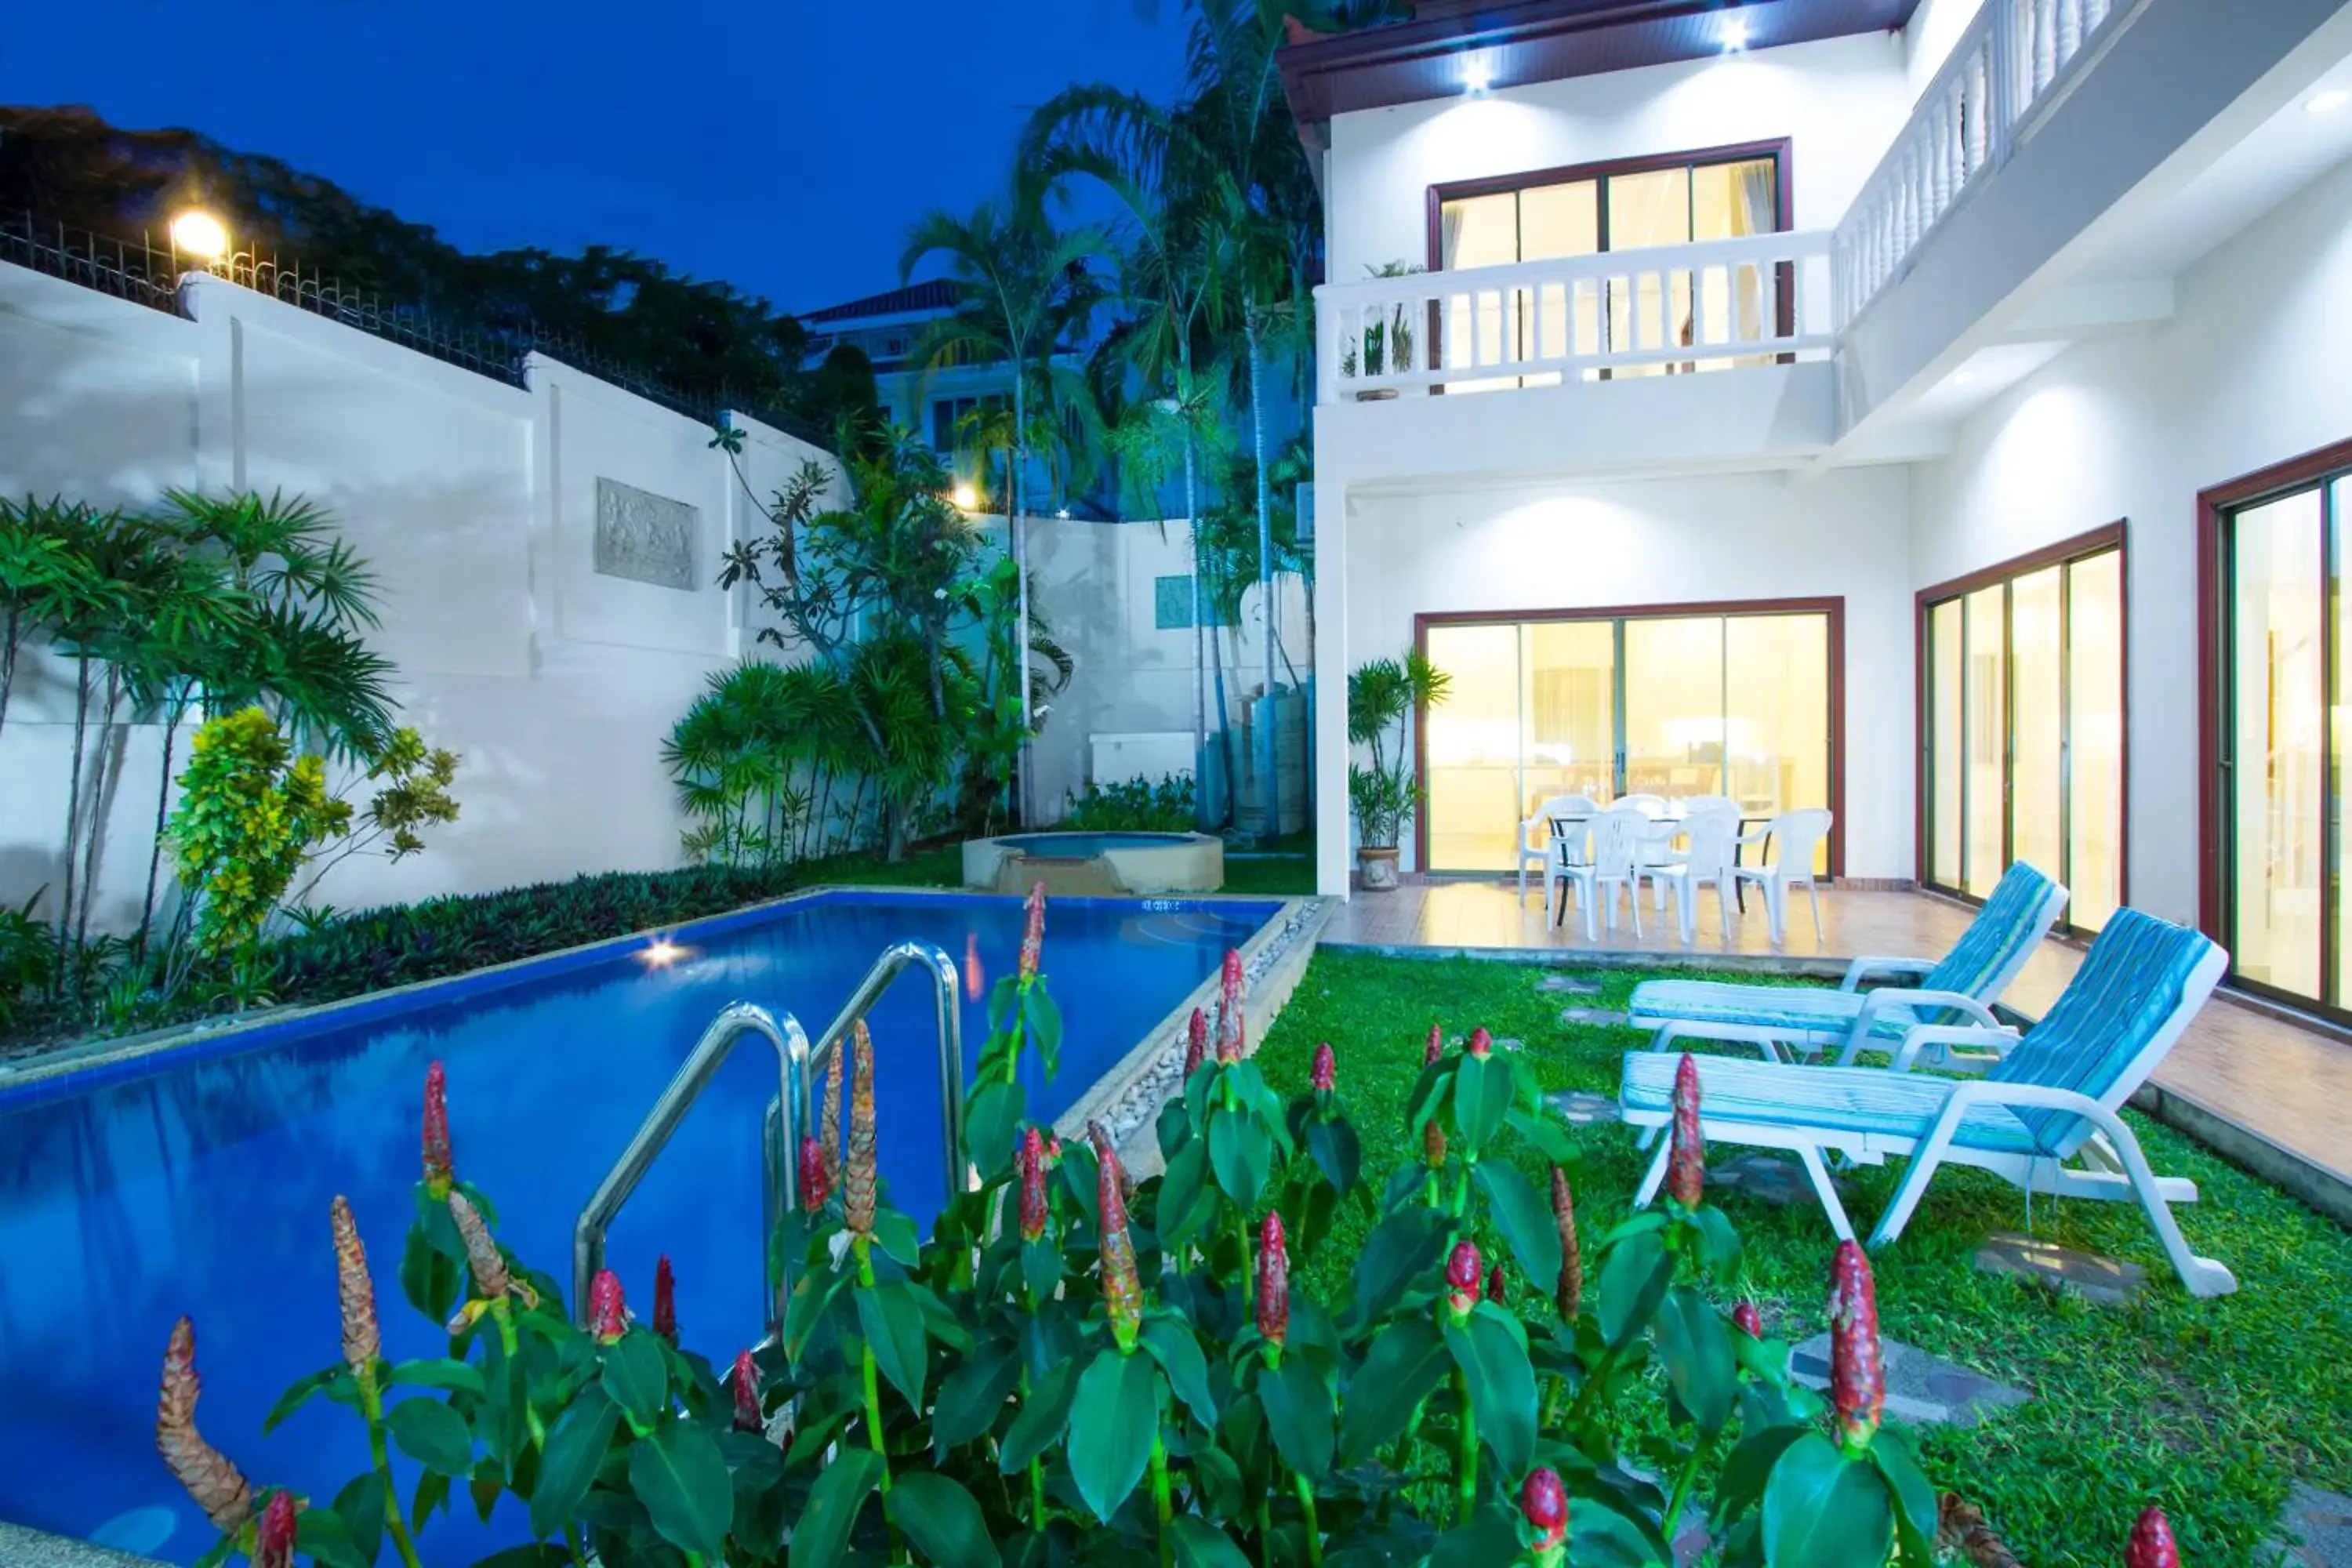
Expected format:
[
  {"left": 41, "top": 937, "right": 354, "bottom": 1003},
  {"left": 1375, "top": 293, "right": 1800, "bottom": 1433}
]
[
  {"left": 1835, "top": 0, "right": 2136, "bottom": 324},
  {"left": 1316, "top": 230, "right": 1834, "bottom": 405}
]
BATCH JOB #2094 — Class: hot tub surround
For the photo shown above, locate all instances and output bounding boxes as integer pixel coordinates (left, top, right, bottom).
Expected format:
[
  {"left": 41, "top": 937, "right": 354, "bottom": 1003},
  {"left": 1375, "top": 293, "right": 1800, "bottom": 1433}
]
[{"left": 964, "top": 830, "right": 1225, "bottom": 895}]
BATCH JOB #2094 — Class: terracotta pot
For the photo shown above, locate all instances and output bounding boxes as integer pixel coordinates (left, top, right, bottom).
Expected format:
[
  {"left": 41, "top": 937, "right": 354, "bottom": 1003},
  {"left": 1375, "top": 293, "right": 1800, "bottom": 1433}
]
[{"left": 1356, "top": 846, "right": 1401, "bottom": 890}]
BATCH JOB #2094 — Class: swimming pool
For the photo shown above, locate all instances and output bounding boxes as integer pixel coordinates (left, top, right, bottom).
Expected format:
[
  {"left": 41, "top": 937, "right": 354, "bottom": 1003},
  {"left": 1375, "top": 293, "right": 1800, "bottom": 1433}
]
[{"left": 0, "top": 887, "right": 1279, "bottom": 1561}]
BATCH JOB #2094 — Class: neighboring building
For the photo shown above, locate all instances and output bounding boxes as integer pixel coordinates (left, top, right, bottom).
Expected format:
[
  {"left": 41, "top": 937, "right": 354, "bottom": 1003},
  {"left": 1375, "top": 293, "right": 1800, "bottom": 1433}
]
[
  {"left": 798, "top": 279, "right": 1013, "bottom": 455},
  {"left": 1290, "top": 0, "right": 2352, "bottom": 1014}
]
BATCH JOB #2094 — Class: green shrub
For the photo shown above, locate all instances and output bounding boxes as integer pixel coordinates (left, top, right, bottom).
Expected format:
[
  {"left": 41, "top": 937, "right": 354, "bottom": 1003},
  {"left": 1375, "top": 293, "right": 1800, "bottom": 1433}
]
[
  {"left": 169, "top": 708, "right": 350, "bottom": 963},
  {"left": 1062, "top": 773, "right": 1195, "bottom": 832},
  {"left": 0, "top": 890, "right": 57, "bottom": 1028}
]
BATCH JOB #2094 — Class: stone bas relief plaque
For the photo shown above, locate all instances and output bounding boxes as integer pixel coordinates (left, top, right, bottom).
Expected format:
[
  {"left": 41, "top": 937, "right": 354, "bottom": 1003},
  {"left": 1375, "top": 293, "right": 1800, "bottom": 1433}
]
[{"left": 593, "top": 477, "right": 699, "bottom": 590}]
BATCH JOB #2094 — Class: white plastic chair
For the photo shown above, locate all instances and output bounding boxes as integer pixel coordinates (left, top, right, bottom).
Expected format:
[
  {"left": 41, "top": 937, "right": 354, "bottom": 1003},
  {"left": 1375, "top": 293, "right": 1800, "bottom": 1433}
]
[
  {"left": 1641, "top": 804, "right": 1740, "bottom": 943},
  {"left": 1679, "top": 794, "right": 1737, "bottom": 817},
  {"left": 1731, "top": 808, "right": 1832, "bottom": 944},
  {"left": 1515, "top": 793, "right": 1598, "bottom": 905},
  {"left": 1617, "top": 793, "right": 1669, "bottom": 816},
  {"left": 1553, "top": 805, "right": 1653, "bottom": 940}
]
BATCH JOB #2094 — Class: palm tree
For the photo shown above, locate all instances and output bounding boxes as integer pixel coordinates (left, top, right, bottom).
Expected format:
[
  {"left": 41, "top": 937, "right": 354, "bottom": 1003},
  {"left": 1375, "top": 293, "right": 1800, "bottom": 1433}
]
[{"left": 900, "top": 199, "right": 1102, "bottom": 826}]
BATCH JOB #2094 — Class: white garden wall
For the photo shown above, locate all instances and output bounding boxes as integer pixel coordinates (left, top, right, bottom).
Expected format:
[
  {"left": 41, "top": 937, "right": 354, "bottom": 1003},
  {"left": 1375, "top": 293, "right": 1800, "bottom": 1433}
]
[
  {"left": 0, "top": 261, "right": 840, "bottom": 930},
  {"left": 1909, "top": 147, "right": 2352, "bottom": 927}
]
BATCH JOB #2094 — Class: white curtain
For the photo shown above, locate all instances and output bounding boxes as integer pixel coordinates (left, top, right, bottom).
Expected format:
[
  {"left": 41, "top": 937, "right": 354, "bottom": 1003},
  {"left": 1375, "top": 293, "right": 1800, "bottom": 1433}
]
[
  {"left": 1439, "top": 205, "right": 1468, "bottom": 369},
  {"left": 1733, "top": 163, "right": 1777, "bottom": 341}
]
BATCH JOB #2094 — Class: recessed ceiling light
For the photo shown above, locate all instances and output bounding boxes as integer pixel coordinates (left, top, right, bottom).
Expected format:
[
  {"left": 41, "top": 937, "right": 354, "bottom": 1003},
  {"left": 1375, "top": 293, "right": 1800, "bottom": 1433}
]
[
  {"left": 2309, "top": 89, "right": 2351, "bottom": 114},
  {"left": 1721, "top": 17, "right": 1750, "bottom": 52},
  {"left": 1464, "top": 60, "right": 1492, "bottom": 95}
]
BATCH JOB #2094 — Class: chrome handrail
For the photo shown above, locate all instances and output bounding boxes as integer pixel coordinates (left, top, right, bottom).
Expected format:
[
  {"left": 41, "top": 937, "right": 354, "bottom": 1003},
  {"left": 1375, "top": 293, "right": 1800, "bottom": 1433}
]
[{"left": 570, "top": 938, "right": 967, "bottom": 1334}]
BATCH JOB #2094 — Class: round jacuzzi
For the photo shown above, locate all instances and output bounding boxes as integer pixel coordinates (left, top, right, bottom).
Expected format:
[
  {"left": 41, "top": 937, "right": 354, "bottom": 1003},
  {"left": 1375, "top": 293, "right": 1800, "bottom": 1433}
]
[{"left": 963, "top": 829, "right": 1225, "bottom": 895}]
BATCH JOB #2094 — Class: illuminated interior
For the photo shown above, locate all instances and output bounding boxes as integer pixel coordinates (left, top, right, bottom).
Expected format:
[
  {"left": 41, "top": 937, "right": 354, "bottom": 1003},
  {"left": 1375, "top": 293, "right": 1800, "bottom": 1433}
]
[
  {"left": 1422, "top": 608, "right": 1831, "bottom": 873},
  {"left": 1922, "top": 543, "right": 2125, "bottom": 933}
]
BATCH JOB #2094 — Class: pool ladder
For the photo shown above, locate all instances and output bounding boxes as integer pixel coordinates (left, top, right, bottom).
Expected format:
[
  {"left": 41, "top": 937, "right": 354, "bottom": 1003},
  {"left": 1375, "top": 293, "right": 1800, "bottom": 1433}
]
[{"left": 570, "top": 938, "right": 966, "bottom": 1334}]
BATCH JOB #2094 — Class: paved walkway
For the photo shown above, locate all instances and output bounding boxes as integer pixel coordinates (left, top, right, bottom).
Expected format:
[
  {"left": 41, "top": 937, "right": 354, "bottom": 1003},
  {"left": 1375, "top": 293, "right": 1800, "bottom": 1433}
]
[{"left": 1321, "top": 879, "right": 2352, "bottom": 1222}]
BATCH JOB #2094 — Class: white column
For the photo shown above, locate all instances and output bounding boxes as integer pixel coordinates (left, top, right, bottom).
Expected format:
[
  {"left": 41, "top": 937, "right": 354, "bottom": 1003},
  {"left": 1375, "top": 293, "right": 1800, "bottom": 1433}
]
[{"left": 1312, "top": 466, "right": 1352, "bottom": 898}]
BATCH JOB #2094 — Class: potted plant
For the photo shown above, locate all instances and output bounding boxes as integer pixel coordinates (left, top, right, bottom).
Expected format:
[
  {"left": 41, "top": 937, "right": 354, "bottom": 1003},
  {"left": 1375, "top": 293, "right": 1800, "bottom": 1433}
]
[
  {"left": 1345, "top": 263, "right": 1424, "bottom": 401},
  {"left": 1348, "top": 647, "right": 1448, "bottom": 888}
]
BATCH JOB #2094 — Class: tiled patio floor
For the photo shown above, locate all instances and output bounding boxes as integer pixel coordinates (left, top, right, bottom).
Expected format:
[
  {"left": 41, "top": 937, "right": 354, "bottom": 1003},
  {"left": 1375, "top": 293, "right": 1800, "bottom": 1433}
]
[{"left": 1321, "top": 878, "right": 2352, "bottom": 1221}]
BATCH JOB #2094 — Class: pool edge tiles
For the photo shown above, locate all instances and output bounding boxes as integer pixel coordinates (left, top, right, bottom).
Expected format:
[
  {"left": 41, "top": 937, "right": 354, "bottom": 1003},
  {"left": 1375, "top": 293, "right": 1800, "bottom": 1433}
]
[
  {"left": 0, "top": 885, "right": 1293, "bottom": 1116},
  {"left": 1056, "top": 896, "right": 1331, "bottom": 1175}
]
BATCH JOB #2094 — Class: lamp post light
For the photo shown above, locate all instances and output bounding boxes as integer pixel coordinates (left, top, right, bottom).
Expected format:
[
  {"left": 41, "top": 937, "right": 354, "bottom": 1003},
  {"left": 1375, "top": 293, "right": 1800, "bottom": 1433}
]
[{"left": 168, "top": 209, "right": 230, "bottom": 269}]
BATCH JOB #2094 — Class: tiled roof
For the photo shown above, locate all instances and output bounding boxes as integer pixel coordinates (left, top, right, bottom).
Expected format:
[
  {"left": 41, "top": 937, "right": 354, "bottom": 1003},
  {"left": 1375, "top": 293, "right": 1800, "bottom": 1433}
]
[{"left": 800, "top": 278, "right": 967, "bottom": 324}]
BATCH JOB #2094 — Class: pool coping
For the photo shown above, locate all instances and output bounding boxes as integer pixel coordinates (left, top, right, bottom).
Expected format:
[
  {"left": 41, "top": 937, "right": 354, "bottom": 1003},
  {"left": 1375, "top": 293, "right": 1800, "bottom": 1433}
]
[{"left": 0, "top": 884, "right": 1296, "bottom": 1112}]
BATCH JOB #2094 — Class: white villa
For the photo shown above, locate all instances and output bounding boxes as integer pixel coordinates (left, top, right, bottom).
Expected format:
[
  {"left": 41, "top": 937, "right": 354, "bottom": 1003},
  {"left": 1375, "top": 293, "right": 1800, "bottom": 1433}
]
[{"left": 1294, "top": 0, "right": 2352, "bottom": 1022}]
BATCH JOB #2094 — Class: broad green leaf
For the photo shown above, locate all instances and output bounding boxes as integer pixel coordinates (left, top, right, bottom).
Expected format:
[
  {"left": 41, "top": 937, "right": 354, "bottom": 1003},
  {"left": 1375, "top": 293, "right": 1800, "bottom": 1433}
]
[
  {"left": 1443, "top": 1305, "right": 1537, "bottom": 1479},
  {"left": 1761, "top": 1432, "right": 1894, "bottom": 1568},
  {"left": 1304, "top": 1116, "right": 1363, "bottom": 1196},
  {"left": 1207, "top": 1107, "right": 1272, "bottom": 1207},
  {"left": 530, "top": 1386, "right": 621, "bottom": 1540},
  {"left": 789, "top": 1446, "right": 884, "bottom": 1568},
  {"left": 1686, "top": 1203, "right": 1742, "bottom": 1281},
  {"left": 330, "top": 1471, "right": 386, "bottom": 1567},
  {"left": 1711, "top": 1422, "right": 1810, "bottom": 1526},
  {"left": 1157, "top": 1138, "right": 1216, "bottom": 1251},
  {"left": 1345, "top": 1205, "right": 1449, "bottom": 1329},
  {"left": 1336, "top": 1317, "right": 1450, "bottom": 1467},
  {"left": 1595, "top": 1231, "right": 1673, "bottom": 1349},
  {"left": 386, "top": 1397, "right": 474, "bottom": 1477},
  {"left": 261, "top": 1364, "right": 345, "bottom": 1433},
  {"left": 1021, "top": 1235, "right": 1063, "bottom": 1301},
  {"left": 1505, "top": 1104, "right": 1582, "bottom": 1167},
  {"left": 1067, "top": 1348, "right": 1160, "bottom": 1523},
  {"left": 1023, "top": 985, "right": 1064, "bottom": 1077},
  {"left": 874, "top": 1210, "right": 924, "bottom": 1270},
  {"left": 1472, "top": 1160, "right": 1563, "bottom": 1295},
  {"left": 887, "top": 1472, "right": 998, "bottom": 1568},
  {"left": 932, "top": 1346, "right": 1024, "bottom": 1456},
  {"left": 1059, "top": 1141, "right": 1102, "bottom": 1234},
  {"left": 1450, "top": 1053, "right": 1512, "bottom": 1153},
  {"left": 1428, "top": 1518, "right": 1519, "bottom": 1568},
  {"left": 963, "top": 1080, "right": 1027, "bottom": 1179},
  {"left": 387, "top": 1357, "right": 485, "bottom": 1396},
  {"left": 630, "top": 1425, "right": 732, "bottom": 1559},
  {"left": 1000, "top": 1357, "right": 1081, "bottom": 1472},
  {"left": 855, "top": 1279, "right": 931, "bottom": 1410},
  {"left": 1403, "top": 1060, "right": 1450, "bottom": 1135},
  {"left": 1653, "top": 1287, "right": 1738, "bottom": 1436},
  {"left": 600, "top": 1332, "right": 670, "bottom": 1429},
  {"left": 1870, "top": 1433, "right": 1941, "bottom": 1561},
  {"left": 1570, "top": 1504, "right": 1666, "bottom": 1567},
  {"left": 782, "top": 1262, "right": 849, "bottom": 1363},
  {"left": 1258, "top": 1354, "right": 1334, "bottom": 1479},
  {"left": 1167, "top": 1516, "right": 1253, "bottom": 1568},
  {"left": 467, "top": 1549, "right": 570, "bottom": 1568},
  {"left": 1140, "top": 1313, "right": 1218, "bottom": 1423},
  {"left": 293, "top": 1504, "right": 368, "bottom": 1568}
]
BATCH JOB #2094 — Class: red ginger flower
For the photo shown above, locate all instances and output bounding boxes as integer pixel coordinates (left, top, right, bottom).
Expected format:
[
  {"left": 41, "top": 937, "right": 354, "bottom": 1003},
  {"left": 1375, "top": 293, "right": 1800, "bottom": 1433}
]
[
  {"left": 1311, "top": 1041, "right": 1336, "bottom": 1093},
  {"left": 589, "top": 1269, "right": 629, "bottom": 1345},
  {"left": 1486, "top": 1262, "right": 1508, "bottom": 1304},
  {"left": 652, "top": 1256, "right": 677, "bottom": 1343},
  {"left": 1668, "top": 1053, "right": 1706, "bottom": 1208},
  {"left": 2127, "top": 1506, "right": 2180, "bottom": 1568},
  {"left": 1095, "top": 1134, "right": 1143, "bottom": 1351},
  {"left": 1733, "top": 1301, "right": 1764, "bottom": 1339},
  {"left": 252, "top": 1490, "right": 298, "bottom": 1568},
  {"left": 1216, "top": 949, "right": 1245, "bottom": 1061},
  {"left": 329, "top": 1196, "right": 379, "bottom": 1379},
  {"left": 446, "top": 1190, "right": 536, "bottom": 1333},
  {"left": 1551, "top": 1165, "right": 1583, "bottom": 1323},
  {"left": 1255, "top": 1212, "right": 1290, "bottom": 1346},
  {"left": 818, "top": 1044, "right": 844, "bottom": 1183},
  {"left": 156, "top": 1316, "right": 253, "bottom": 1534},
  {"left": 1827, "top": 1240, "right": 1884, "bottom": 1451},
  {"left": 731, "top": 1349, "right": 764, "bottom": 1433},
  {"left": 1423, "top": 1025, "right": 1449, "bottom": 1169},
  {"left": 844, "top": 1022, "right": 877, "bottom": 1236},
  {"left": 421, "top": 1061, "right": 453, "bottom": 1198},
  {"left": 1089, "top": 1118, "right": 1134, "bottom": 1210},
  {"left": 1521, "top": 1466, "right": 1568, "bottom": 1552},
  {"left": 1019, "top": 882, "right": 1046, "bottom": 981},
  {"left": 1185, "top": 1009, "right": 1210, "bottom": 1076},
  {"left": 798, "top": 1135, "right": 830, "bottom": 1213},
  {"left": 964, "top": 932, "right": 984, "bottom": 1003},
  {"left": 1018, "top": 1127, "right": 1049, "bottom": 1242},
  {"left": 1446, "top": 1240, "right": 1483, "bottom": 1316},
  {"left": 1468, "top": 1026, "right": 1493, "bottom": 1058},
  {"left": 1423, "top": 1025, "right": 1445, "bottom": 1067}
]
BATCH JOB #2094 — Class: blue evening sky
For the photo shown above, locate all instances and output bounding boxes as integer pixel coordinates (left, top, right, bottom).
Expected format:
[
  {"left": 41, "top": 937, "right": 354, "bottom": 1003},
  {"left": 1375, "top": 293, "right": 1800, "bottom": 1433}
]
[{"left": 0, "top": 1, "right": 1185, "bottom": 316}]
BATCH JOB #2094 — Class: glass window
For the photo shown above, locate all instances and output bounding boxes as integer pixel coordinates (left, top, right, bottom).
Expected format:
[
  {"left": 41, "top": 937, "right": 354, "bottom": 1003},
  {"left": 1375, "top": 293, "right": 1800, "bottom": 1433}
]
[
  {"left": 1921, "top": 539, "right": 2125, "bottom": 932},
  {"left": 2230, "top": 491, "right": 2325, "bottom": 1000},
  {"left": 1421, "top": 608, "right": 1834, "bottom": 875}
]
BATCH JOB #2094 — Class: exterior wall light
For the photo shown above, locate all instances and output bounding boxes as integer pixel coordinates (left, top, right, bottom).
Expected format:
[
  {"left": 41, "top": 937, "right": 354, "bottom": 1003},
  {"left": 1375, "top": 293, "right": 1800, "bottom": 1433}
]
[
  {"left": 952, "top": 482, "right": 979, "bottom": 510},
  {"left": 1721, "top": 17, "right": 1750, "bottom": 53},
  {"left": 169, "top": 209, "right": 230, "bottom": 265},
  {"left": 2309, "top": 89, "right": 2350, "bottom": 114},
  {"left": 1464, "top": 59, "right": 1492, "bottom": 95}
]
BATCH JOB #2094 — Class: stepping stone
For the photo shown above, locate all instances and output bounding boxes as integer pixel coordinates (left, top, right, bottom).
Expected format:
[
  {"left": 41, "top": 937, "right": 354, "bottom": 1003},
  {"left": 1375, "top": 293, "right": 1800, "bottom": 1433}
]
[
  {"left": 2270, "top": 1483, "right": 2352, "bottom": 1567},
  {"left": 1788, "top": 1334, "right": 2029, "bottom": 1428},
  {"left": 1973, "top": 1229, "right": 2148, "bottom": 1307},
  {"left": 1560, "top": 1006, "right": 1632, "bottom": 1028},
  {"left": 1709, "top": 1151, "right": 1846, "bottom": 1209},
  {"left": 1537, "top": 974, "right": 1602, "bottom": 996},
  {"left": 1545, "top": 1090, "right": 1621, "bottom": 1127}
]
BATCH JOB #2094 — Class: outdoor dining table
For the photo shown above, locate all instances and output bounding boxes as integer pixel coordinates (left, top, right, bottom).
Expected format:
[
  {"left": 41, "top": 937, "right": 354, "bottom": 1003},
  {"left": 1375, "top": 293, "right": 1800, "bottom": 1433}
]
[{"left": 1544, "top": 804, "right": 1777, "bottom": 918}]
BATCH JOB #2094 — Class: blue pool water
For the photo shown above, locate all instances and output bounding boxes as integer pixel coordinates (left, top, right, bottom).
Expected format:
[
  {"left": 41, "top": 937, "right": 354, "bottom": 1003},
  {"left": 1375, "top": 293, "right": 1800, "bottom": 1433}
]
[
  {"left": 0, "top": 889, "right": 1275, "bottom": 1561},
  {"left": 998, "top": 831, "right": 1194, "bottom": 855}
]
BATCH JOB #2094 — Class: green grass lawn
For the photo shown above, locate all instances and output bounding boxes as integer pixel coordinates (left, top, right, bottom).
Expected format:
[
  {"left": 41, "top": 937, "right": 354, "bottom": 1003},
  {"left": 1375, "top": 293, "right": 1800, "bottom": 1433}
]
[{"left": 1252, "top": 948, "right": 2352, "bottom": 1566}]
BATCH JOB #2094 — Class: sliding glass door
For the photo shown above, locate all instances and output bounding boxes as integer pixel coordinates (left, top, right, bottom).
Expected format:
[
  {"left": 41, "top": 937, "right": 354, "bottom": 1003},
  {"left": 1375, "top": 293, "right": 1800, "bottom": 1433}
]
[
  {"left": 2215, "top": 471, "right": 2352, "bottom": 1009},
  {"left": 1421, "top": 604, "right": 1836, "bottom": 873},
  {"left": 1919, "top": 532, "right": 2125, "bottom": 932}
]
